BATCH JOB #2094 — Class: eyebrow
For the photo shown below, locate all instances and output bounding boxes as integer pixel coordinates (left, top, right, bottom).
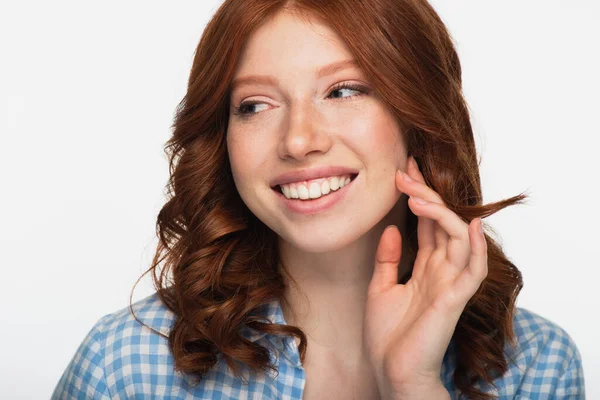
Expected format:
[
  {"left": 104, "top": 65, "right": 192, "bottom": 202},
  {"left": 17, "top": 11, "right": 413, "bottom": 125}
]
[{"left": 231, "top": 59, "right": 359, "bottom": 92}]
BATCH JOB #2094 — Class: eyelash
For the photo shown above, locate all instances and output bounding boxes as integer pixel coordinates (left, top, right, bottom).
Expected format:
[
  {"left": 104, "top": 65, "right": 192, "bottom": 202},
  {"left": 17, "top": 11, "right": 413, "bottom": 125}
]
[{"left": 232, "top": 82, "right": 370, "bottom": 119}]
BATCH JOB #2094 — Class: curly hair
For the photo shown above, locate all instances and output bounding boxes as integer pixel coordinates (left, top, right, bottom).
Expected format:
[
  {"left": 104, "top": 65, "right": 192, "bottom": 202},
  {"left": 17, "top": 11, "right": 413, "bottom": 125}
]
[{"left": 129, "top": 0, "right": 528, "bottom": 399}]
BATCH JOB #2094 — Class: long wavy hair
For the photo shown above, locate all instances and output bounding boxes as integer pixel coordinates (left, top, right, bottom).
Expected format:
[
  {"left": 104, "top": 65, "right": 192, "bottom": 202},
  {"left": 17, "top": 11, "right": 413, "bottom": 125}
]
[{"left": 129, "top": 0, "right": 528, "bottom": 399}]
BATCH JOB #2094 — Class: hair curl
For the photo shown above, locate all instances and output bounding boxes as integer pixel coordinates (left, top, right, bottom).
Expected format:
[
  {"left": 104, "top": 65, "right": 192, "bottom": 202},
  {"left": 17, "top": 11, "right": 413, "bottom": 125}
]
[{"left": 129, "top": 1, "right": 528, "bottom": 399}]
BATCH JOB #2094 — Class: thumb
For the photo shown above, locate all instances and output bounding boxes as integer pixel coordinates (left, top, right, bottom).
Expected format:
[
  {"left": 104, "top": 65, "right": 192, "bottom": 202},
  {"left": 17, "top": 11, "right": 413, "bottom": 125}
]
[{"left": 369, "top": 225, "right": 402, "bottom": 295}]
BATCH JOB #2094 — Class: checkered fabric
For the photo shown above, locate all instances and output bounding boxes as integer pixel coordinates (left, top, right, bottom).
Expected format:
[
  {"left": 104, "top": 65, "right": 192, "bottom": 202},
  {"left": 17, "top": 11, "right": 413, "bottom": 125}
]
[{"left": 51, "top": 292, "right": 585, "bottom": 399}]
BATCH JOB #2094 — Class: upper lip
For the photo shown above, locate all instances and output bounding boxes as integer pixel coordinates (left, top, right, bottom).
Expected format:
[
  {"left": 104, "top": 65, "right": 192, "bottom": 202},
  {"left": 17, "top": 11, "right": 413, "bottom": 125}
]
[{"left": 270, "top": 166, "right": 359, "bottom": 187}]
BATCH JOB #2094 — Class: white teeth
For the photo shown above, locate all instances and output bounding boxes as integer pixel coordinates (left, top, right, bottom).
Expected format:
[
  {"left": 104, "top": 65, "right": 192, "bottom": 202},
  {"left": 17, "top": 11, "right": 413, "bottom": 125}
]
[
  {"left": 297, "top": 185, "right": 309, "bottom": 199},
  {"left": 329, "top": 176, "right": 340, "bottom": 190},
  {"left": 308, "top": 182, "right": 321, "bottom": 199},
  {"left": 320, "top": 180, "right": 330, "bottom": 195},
  {"left": 278, "top": 174, "right": 354, "bottom": 200}
]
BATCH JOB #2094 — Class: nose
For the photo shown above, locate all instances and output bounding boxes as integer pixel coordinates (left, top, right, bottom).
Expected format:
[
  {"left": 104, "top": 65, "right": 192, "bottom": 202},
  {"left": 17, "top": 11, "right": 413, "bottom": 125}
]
[{"left": 277, "top": 101, "right": 332, "bottom": 162}]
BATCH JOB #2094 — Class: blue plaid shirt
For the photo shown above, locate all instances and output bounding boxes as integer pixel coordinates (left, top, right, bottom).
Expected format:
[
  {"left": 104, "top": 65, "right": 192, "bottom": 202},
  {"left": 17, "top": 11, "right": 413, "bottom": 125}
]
[{"left": 52, "top": 292, "right": 585, "bottom": 399}]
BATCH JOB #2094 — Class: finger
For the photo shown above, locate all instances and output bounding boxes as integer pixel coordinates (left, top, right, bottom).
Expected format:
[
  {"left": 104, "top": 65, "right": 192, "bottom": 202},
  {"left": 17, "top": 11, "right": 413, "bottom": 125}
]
[
  {"left": 407, "top": 197, "right": 469, "bottom": 240},
  {"left": 452, "top": 218, "right": 488, "bottom": 304},
  {"left": 407, "top": 197, "right": 471, "bottom": 267},
  {"left": 369, "top": 225, "right": 403, "bottom": 294},
  {"left": 396, "top": 169, "right": 435, "bottom": 251},
  {"left": 398, "top": 157, "right": 444, "bottom": 204},
  {"left": 407, "top": 157, "right": 449, "bottom": 250}
]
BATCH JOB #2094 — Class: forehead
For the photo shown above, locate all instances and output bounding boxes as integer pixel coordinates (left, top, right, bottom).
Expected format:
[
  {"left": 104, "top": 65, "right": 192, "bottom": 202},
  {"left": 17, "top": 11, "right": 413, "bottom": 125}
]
[{"left": 233, "top": 10, "right": 354, "bottom": 77}]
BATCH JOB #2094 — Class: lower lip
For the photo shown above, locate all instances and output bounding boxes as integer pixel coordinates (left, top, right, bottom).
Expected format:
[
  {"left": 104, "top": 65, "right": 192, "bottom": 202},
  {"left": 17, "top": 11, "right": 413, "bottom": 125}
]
[{"left": 273, "top": 175, "right": 358, "bottom": 215}]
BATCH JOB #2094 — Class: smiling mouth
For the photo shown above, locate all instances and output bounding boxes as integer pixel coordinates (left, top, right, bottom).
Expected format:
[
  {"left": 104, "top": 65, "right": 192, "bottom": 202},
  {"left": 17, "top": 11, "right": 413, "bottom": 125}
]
[{"left": 272, "top": 173, "right": 358, "bottom": 199}]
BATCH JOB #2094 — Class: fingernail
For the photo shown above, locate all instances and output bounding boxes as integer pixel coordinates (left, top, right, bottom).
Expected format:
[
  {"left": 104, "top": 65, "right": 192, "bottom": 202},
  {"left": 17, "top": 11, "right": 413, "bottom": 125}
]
[
  {"left": 478, "top": 218, "right": 484, "bottom": 235},
  {"left": 402, "top": 171, "right": 414, "bottom": 182},
  {"left": 412, "top": 196, "right": 428, "bottom": 204}
]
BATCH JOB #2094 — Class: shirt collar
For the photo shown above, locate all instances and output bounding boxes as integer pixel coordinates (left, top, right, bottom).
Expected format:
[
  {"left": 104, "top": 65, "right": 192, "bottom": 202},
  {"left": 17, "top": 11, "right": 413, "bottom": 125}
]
[
  {"left": 142, "top": 292, "right": 302, "bottom": 367},
  {"left": 241, "top": 298, "right": 302, "bottom": 367}
]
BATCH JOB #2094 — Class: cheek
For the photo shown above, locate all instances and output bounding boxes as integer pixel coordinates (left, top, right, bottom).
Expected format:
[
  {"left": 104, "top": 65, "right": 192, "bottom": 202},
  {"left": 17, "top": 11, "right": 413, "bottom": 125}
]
[
  {"left": 371, "top": 110, "right": 406, "bottom": 169},
  {"left": 227, "top": 133, "right": 249, "bottom": 189},
  {"left": 345, "top": 109, "right": 403, "bottom": 157},
  {"left": 227, "top": 131, "right": 269, "bottom": 192}
]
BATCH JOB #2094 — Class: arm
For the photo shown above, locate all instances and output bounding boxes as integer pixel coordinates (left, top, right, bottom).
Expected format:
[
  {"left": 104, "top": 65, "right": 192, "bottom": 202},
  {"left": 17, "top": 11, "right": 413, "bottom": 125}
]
[
  {"left": 554, "top": 348, "right": 586, "bottom": 399},
  {"left": 51, "top": 319, "right": 111, "bottom": 400},
  {"left": 510, "top": 312, "right": 586, "bottom": 400}
]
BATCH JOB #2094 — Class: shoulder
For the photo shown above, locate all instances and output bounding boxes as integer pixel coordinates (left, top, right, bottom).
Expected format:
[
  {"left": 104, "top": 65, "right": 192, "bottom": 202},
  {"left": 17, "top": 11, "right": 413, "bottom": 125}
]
[
  {"left": 51, "top": 305, "right": 114, "bottom": 399},
  {"left": 442, "top": 307, "right": 585, "bottom": 399},
  {"left": 484, "top": 307, "right": 585, "bottom": 398},
  {"left": 51, "top": 293, "right": 185, "bottom": 399},
  {"left": 99, "top": 290, "right": 178, "bottom": 340},
  {"left": 511, "top": 306, "right": 580, "bottom": 362},
  {"left": 52, "top": 293, "right": 289, "bottom": 399}
]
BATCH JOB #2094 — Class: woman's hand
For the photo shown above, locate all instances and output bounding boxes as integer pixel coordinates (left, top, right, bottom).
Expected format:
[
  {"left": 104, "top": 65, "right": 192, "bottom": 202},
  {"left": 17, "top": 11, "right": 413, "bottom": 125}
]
[{"left": 362, "top": 156, "right": 488, "bottom": 400}]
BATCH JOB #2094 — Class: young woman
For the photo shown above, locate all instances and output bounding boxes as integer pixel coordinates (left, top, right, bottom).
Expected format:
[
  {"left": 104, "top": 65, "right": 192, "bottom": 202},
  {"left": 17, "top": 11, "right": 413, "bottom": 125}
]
[{"left": 52, "top": 0, "right": 585, "bottom": 399}]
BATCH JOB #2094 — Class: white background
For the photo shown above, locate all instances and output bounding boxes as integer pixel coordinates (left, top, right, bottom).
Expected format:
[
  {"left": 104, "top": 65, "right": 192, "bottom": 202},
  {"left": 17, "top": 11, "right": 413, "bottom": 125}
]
[{"left": 1, "top": 1, "right": 598, "bottom": 398}]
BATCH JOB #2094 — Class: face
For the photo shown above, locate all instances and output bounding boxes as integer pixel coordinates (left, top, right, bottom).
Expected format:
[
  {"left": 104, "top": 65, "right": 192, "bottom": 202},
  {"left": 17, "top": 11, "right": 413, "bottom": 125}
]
[{"left": 227, "top": 10, "right": 408, "bottom": 253}]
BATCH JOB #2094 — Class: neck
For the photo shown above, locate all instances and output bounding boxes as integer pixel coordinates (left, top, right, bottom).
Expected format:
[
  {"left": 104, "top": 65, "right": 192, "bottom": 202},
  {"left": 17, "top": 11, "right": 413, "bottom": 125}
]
[{"left": 277, "top": 196, "right": 411, "bottom": 368}]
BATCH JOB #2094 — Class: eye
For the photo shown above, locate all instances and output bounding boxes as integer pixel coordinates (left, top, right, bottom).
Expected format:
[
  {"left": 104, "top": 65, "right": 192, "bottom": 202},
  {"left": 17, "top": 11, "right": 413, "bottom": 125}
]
[
  {"left": 232, "top": 82, "right": 370, "bottom": 119},
  {"left": 232, "top": 101, "right": 269, "bottom": 117},
  {"left": 326, "top": 82, "right": 369, "bottom": 101}
]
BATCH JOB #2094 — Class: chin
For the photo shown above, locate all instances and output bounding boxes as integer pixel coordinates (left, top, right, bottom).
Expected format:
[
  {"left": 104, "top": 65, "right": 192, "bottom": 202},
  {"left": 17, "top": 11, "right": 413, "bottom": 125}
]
[
  {"left": 277, "top": 225, "right": 369, "bottom": 254},
  {"left": 292, "top": 239, "right": 351, "bottom": 254}
]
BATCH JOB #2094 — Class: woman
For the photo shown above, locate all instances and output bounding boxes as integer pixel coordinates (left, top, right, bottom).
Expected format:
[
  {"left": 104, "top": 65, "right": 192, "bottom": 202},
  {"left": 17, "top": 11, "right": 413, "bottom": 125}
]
[{"left": 52, "top": 0, "right": 585, "bottom": 399}]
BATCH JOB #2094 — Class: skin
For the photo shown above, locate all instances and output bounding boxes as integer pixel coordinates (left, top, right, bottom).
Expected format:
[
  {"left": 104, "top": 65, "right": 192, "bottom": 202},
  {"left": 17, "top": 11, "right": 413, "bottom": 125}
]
[
  {"left": 227, "top": 7, "right": 410, "bottom": 375},
  {"left": 227, "top": 9, "right": 487, "bottom": 400}
]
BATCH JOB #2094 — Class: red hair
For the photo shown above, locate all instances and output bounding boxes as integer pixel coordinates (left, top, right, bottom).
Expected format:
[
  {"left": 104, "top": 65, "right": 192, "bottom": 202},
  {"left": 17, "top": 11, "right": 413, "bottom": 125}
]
[{"left": 130, "top": 1, "right": 527, "bottom": 399}]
